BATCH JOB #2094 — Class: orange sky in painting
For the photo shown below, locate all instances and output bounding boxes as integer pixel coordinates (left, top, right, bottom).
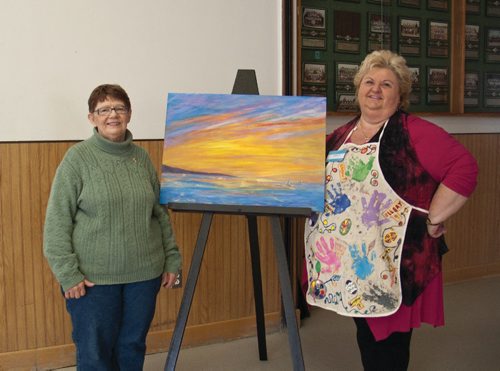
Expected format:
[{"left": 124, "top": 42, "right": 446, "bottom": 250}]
[{"left": 163, "top": 114, "right": 325, "bottom": 183}]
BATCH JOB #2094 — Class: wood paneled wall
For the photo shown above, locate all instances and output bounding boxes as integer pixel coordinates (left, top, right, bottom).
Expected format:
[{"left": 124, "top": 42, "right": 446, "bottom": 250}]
[
  {"left": 0, "top": 140, "right": 281, "bottom": 370},
  {"left": 442, "top": 134, "right": 500, "bottom": 280},
  {"left": 1, "top": 133, "right": 499, "bottom": 369}
]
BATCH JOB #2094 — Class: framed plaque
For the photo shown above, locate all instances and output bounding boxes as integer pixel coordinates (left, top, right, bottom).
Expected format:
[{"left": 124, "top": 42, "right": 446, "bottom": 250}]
[
  {"left": 465, "top": 24, "right": 480, "bottom": 60},
  {"left": 486, "top": 0, "right": 500, "bottom": 17},
  {"left": 334, "top": 11, "right": 361, "bottom": 53},
  {"left": 485, "top": 28, "right": 500, "bottom": 62},
  {"left": 428, "top": 20, "right": 449, "bottom": 57},
  {"left": 466, "top": 0, "right": 481, "bottom": 15},
  {"left": 302, "top": 62, "right": 327, "bottom": 97},
  {"left": 368, "top": 13, "right": 392, "bottom": 52},
  {"left": 484, "top": 73, "right": 500, "bottom": 107},
  {"left": 336, "top": 62, "right": 359, "bottom": 95},
  {"left": 427, "top": 0, "right": 448, "bottom": 11},
  {"left": 464, "top": 72, "right": 480, "bottom": 107},
  {"left": 302, "top": 7, "right": 327, "bottom": 39},
  {"left": 399, "top": 17, "right": 421, "bottom": 56},
  {"left": 427, "top": 67, "right": 449, "bottom": 104},
  {"left": 409, "top": 66, "right": 421, "bottom": 105}
]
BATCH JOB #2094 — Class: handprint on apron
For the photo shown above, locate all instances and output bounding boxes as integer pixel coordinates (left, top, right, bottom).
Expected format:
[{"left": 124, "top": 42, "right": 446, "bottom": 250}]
[{"left": 305, "top": 122, "right": 427, "bottom": 317}]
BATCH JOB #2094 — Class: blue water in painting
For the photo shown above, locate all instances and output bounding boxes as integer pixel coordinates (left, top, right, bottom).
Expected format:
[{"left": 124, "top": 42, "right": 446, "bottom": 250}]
[{"left": 160, "top": 173, "right": 325, "bottom": 213}]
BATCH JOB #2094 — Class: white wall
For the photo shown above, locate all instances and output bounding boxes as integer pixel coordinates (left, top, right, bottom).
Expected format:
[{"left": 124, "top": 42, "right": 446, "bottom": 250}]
[
  {"left": 1, "top": 1, "right": 497, "bottom": 141},
  {"left": 0, "top": 1, "right": 282, "bottom": 141}
]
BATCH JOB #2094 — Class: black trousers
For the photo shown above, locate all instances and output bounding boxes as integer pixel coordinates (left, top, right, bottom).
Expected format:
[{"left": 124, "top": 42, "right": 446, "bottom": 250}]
[{"left": 354, "top": 318, "right": 413, "bottom": 371}]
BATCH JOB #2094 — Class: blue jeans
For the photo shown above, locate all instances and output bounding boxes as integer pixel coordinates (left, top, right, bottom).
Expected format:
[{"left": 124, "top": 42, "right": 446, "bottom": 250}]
[{"left": 64, "top": 276, "right": 162, "bottom": 371}]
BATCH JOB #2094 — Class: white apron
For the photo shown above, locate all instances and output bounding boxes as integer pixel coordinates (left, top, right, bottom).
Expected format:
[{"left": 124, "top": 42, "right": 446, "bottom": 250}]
[{"left": 305, "top": 122, "right": 428, "bottom": 317}]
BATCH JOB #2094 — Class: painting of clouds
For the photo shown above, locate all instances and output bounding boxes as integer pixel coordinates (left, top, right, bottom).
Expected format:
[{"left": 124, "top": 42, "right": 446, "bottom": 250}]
[{"left": 160, "top": 93, "right": 326, "bottom": 213}]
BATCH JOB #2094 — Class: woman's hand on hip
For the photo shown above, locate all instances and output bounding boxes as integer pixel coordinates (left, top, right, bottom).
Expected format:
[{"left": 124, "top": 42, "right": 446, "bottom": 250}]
[
  {"left": 162, "top": 272, "right": 177, "bottom": 288},
  {"left": 427, "top": 223, "right": 447, "bottom": 238},
  {"left": 64, "top": 279, "right": 95, "bottom": 299}
]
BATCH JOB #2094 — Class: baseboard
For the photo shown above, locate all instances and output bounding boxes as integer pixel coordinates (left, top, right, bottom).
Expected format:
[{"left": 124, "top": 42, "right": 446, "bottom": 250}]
[
  {"left": 0, "top": 312, "right": 282, "bottom": 370},
  {"left": 146, "top": 311, "right": 282, "bottom": 353},
  {"left": 444, "top": 262, "right": 500, "bottom": 283},
  {"left": 0, "top": 344, "right": 75, "bottom": 371}
]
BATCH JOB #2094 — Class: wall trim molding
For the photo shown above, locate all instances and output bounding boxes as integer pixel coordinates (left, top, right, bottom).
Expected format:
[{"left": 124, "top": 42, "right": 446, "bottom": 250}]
[
  {"left": 444, "top": 263, "right": 500, "bottom": 284},
  {"left": 0, "top": 312, "right": 282, "bottom": 370}
]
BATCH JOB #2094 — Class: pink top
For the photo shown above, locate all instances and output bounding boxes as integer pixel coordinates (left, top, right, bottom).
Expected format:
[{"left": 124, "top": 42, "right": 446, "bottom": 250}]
[
  {"left": 405, "top": 116, "right": 477, "bottom": 198},
  {"left": 366, "top": 116, "right": 478, "bottom": 340}
]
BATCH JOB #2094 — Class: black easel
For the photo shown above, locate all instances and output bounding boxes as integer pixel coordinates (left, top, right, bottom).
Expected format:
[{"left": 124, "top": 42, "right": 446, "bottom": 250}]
[{"left": 164, "top": 204, "right": 307, "bottom": 371}]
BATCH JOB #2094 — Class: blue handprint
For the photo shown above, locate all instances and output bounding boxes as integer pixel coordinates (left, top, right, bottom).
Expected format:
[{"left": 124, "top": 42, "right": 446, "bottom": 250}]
[
  {"left": 349, "top": 242, "right": 374, "bottom": 280},
  {"left": 326, "top": 183, "right": 351, "bottom": 215},
  {"left": 361, "top": 190, "right": 392, "bottom": 228}
]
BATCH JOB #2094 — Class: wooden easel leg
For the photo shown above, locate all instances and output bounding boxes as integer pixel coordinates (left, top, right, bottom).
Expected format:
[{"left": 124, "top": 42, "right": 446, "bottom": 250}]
[
  {"left": 246, "top": 215, "right": 268, "bottom": 361},
  {"left": 269, "top": 216, "right": 305, "bottom": 371},
  {"left": 165, "top": 212, "right": 214, "bottom": 371}
]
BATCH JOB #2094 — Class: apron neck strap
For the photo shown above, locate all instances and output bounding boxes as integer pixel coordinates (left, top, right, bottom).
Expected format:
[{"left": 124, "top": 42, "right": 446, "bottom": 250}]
[{"left": 344, "top": 118, "right": 390, "bottom": 145}]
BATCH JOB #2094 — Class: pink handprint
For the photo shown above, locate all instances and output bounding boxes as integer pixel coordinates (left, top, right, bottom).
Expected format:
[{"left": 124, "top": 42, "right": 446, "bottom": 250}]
[{"left": 315, "top": 236, "right": 345, "bottom": 273}]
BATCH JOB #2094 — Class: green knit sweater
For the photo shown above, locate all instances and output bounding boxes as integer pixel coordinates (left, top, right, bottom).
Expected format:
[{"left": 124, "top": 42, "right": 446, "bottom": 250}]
[{"left": 43, "top": 129, "right": 181, "bottom": 291}]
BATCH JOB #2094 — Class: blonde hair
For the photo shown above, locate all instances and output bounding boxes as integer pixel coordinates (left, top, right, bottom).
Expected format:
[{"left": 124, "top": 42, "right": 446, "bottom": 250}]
[{"left": 353, "top": 50, "right": 412, "bottom": 110}]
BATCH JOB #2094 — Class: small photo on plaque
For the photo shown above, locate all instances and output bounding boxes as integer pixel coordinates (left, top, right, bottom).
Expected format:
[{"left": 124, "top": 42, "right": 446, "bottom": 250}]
[
  {"left": 409, "top": 66, "right": 421, "bottom": 105},
  {"left": 466, "top": 0, "right": 481, "bottom": 14},
  {"left": 368, "top": 13, "right": 392, "bottom": 52},
  {"left": 399, "top": 18, "right": 421, "bottom": 56},
  {"left": 485, "top": 28, "right": 500, "bottom": 63},
  {"left": 334, "top": 11, "right": 361, "bottom": 53},
  {"left": 302, "top": 8, "right": 326, "bottom": 30},
  {"left": 428, "top": 20, "right": 449, "bottom": 57},
  {"left": 427, "top": 67, "right": 449, "bottom": 104},
  {"left": 336, "top": 63, "right": 359, "bottom": 85},
  {"left": 464, "top": 72, "right": 480, "bottom": 107},
  {"left": 399, "top": 0, "right": 421, "bottom": 7},
  {"left": 303, "top": 63, "right": 327, "bottom": 84},
  {"left": 336, "top": 94, "right": 358, "bottom": 112},
  {"left": 427, "top": 0, "right": 448, "bottom": 11},
  {"left": 484, "top": 73, "right": 500, "bottom": 107},
  {"left": 465, "top": 24, "right": 480, "bottom": 60},
  {"left": 486, "top": 0, "right": 500, "bottom": 17},
  {"left": 336, "top": 63, "right": 359, "bottom": 95}
]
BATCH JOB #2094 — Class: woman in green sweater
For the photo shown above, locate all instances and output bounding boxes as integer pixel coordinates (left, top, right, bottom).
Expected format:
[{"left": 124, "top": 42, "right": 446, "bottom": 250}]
[{"left": 43, "top": 84, "right": 181, "bottom": 370}]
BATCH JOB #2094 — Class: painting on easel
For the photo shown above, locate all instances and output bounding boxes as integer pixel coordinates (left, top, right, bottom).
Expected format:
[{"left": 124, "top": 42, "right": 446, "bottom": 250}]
[{"left": 160, "top": 93, "right": 326, "bottom": 212}]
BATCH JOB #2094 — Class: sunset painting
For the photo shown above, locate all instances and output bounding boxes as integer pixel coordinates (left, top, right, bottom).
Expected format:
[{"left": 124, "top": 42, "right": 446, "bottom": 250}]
[{"left": 160, "top": 93, "right": 326, "bottom": 212}]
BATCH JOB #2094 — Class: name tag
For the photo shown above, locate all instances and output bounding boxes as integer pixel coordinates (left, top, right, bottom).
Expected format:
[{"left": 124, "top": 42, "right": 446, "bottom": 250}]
[{"left": 327, "top": 149, "right": 347, "bottom": 162}]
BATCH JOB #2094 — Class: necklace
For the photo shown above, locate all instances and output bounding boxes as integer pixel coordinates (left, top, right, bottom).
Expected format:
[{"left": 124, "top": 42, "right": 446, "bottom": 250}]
[{"left": 355, "top": 121, "right": 370, "bottom": 143}]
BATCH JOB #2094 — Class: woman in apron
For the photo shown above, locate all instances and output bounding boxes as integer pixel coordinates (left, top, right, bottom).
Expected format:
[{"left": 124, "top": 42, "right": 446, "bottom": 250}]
[{"left": 304, "top": 50, "right": 478, "bottom": 370}]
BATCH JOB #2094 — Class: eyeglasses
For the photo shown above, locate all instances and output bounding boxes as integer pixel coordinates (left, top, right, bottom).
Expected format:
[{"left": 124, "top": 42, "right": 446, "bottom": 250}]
[{"left": 93, "top": 106, "right": 129, "bottom": 116}]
